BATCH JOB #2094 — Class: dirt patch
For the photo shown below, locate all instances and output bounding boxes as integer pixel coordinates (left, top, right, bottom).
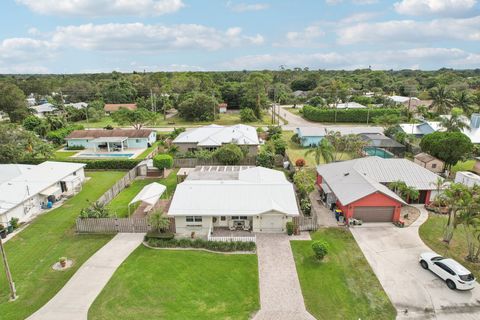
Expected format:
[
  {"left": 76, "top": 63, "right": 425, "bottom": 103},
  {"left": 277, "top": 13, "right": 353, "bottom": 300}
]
[{"left": 401, "top": 206, "right": 421, "bottom": 227}]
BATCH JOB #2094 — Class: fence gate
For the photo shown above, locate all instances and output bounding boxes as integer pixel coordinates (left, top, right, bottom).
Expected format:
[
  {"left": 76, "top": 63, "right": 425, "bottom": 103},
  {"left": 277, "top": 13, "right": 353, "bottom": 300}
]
[{"left": 293, "top": 215, "right": 318, "bottom": 231}]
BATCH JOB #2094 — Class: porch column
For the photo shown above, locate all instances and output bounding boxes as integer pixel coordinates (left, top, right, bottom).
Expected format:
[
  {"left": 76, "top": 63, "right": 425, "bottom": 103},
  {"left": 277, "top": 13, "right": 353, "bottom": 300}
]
[
  {"left": 107, "top": 142, "right": 110, "bottom": 152},
  {"left": 93, "top": 143, "right": 97, "bottom": 152},
  {"left": 121, "top": 140, "right": 124, "bottom": 151}
]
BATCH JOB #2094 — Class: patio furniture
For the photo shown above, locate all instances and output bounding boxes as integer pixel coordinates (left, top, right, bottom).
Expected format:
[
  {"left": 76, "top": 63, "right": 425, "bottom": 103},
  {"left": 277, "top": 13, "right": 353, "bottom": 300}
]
[
  {"left": 143, "top": 205, "right": 153, "bottom": 215},
  {"left": 243, "top": 220, "right": 250, "bottom": 231},
  {"left": 228, "top": 220, "right": 235, "bottom": 231}
]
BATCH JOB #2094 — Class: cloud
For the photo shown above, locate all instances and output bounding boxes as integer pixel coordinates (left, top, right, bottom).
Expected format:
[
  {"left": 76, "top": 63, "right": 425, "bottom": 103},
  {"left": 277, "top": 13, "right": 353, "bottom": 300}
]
[
  {"left": 276, "top": 25, "right": 325, "bottom": 47},
  {"left": 326, "top": 0, "right": 378, "bottom": 4},
  {"left": 394, "top": 0, "right": 478, "bottom": 17},
  {"left": 16, "top": 0, "right": 184, "bottom": 17},
  {"left": 0, "top": 38, "right": 55, "bottom": 73},
  {"left": 223, "top": 47, "right": 479, "bottom": 70},
  {"left": 51, "top": 23, "right": 264, "bottom": 51},
  {"left": 226, "top": 1, "right": 269, "bottom": 12},
  {"left": 337, "top": 15, "right": 480, "bottom": 45}
]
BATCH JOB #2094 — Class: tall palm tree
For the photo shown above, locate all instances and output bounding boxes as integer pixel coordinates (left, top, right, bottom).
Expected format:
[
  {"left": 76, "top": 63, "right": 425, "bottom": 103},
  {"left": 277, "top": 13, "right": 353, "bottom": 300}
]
[
  {"left": 306, "top": 138, "right": 335, "bottom": 165},
  {"left": 453, "top": 91, "right": 473, "bottom": 115},
  {"left": 430, "top": 86, "right": 453, "bottom": 114},
  {"left": 440, "top": 107, "right": 469, "bottom": 132}
]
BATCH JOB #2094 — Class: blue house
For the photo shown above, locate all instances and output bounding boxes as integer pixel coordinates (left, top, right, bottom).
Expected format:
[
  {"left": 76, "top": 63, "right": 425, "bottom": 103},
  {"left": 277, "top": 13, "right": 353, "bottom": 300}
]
[
  {"left": 295, "top": 126, "right": 384, "bottom": 147},
  {"left": 65, "top": 129, "right": 156, "bottom": 151}
]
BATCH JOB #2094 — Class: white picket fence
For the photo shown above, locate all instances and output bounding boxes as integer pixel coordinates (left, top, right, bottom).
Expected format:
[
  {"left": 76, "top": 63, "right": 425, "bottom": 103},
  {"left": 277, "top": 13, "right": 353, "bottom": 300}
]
[{"left": 207, "top": 225, "right": 256, "bottom": 243}]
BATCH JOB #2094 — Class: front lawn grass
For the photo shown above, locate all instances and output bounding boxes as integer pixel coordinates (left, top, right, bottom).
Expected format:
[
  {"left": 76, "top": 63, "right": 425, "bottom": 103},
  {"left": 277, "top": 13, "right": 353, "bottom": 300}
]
[
  {"left": 88, "top": 247, "right": 259, "bottom": 320},
  {"left": 291, "top": 229, "right": 396, "bottom": 320},
  {"left": 54, "top": 151, "right": 79, "bottom": 160},
  {"left": 419, "top": 213, "right": 479, "bottom": 278},
  {"left": 0, "top": 171, "right": 125, "bottom": 320},
  {"left": 106, "top": 170, "right": 178, "bottom": 217}
]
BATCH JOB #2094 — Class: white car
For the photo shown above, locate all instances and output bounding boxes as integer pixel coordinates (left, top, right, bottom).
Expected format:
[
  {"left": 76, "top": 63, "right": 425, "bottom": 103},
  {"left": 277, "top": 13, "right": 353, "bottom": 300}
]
[{"left": 419, "top": 252, "right": 476, "bottom": 290}]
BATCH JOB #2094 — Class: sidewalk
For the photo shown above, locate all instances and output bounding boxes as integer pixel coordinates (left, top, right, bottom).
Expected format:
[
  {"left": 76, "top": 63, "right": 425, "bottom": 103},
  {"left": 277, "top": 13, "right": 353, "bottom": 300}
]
[{"left": 27, "top": 233, "right": 145, "bottom": 320}]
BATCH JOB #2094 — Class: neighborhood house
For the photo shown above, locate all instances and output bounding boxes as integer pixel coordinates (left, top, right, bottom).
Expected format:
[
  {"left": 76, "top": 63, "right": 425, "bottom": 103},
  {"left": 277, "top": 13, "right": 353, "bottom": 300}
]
[
  {"left": 361, "top": 133, "right": 406, "bottom": 158},
  {"left": 168, "top": 166, "right": 300, "bottom": 236},
  {"left": 295, "top": 126, "right": 384, "bottom": 147},
  {"left": 0, "top": 161, "right": 86, "bottom": 224},
  {"left": 173, "top": 124, "right": 260, "bottom": 154},
  {"left": 65, "top": 129, "right": 156, "bottom": 151},
  {"left": 316, "top": 156, "right": 441, "bottom": 222},
  {"left": 414, "top": 153, "right": 445, "bottom": 173},
  {"left": 30, "top": 103, "right": 60, "bottom": 118},
  {"left": 454, "top": 171, "right": 480, "bottom": 188}
]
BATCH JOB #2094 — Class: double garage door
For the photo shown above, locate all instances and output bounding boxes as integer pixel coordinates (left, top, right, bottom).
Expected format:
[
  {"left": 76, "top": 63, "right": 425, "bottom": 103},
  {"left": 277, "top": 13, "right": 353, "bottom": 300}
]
[{"left": 353, "top": 206, "right": 395, "bottom": 222}]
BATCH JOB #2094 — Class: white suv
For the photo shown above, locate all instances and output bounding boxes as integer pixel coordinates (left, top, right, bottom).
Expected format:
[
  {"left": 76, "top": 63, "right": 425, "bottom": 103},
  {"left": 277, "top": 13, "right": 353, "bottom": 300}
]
[{"left": 419, "top": 252, "right": 475, "bottom": 290}]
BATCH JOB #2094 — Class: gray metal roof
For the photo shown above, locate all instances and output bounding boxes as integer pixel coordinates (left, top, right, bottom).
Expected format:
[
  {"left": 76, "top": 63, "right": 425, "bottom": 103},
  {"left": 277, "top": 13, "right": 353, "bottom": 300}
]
[
  {"left": 361, "top": 134, "right": 405, "bottom": 148},
  {"left": 316, "top": 156, "right": 442, "bottom": 205}
]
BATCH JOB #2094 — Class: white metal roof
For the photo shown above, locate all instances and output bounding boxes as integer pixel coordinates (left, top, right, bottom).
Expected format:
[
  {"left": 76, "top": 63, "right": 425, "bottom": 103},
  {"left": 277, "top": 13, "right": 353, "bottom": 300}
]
[
  {"left": 389, "top": 96, "right": 420, "bottom": 103},
  {"left": 129, "top": 183, "right": 166, "bottom": 206},
  {"left": 31, "top": 103, "right": 56, "bottom": 113},
  {"left": 0, "top": 164, "right": 35, "bottom": 184},
  {"left": 332, "top": 102, "right": 367, "bottom": 109},
  {"left": 0, "top": 161, "right": 86, "bottom": 214},
  {"left": 173, "top": 124, "right": 259, "bottom": 146},
  {"left": 65, "top": 102, "right": 88, "bottom": 109},
  {"left": 168, "top": 167, "right": 299, "bottom": 217},
  {"left": 297, "top": 126, "right": 384, "bottom": 137},
  {"left": 91, "top": 137, "right": 128, "bottom": 143},
  {"left": 317, "top": 156, "right": 442, "bottom": 205}
]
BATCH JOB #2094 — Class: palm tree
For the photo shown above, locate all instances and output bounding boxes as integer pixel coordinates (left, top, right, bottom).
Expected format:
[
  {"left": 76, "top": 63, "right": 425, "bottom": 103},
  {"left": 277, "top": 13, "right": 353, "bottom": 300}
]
[
  {"left": 305, "top": 138, "right": 335, "bottom": 165},
  {"left": 440, "top": 107, "right": 469, "bottom": 132},
  {"left": 401, "top": 186, "right": 419, "bottom": 203},
  {"left": 430, "top": 86, "right": 453, "bottom": 114},
  {"left": 453, "top": 91, "right": 473, "bottom": 115},
  {"left": 388, "top": 180, "right": 407, "bottom": 195},
  {"left": 430, "top": 177, "right": 445, "bottom": 201}
]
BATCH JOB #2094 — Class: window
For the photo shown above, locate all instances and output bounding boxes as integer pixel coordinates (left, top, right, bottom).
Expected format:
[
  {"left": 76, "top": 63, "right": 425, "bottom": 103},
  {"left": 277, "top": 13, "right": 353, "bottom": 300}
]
[
  {"left": 232, "top": 216, "right": 247, "bottom": 220},
  {"left": 220, "top": 216, "right": 226, "bottom": 221},
  {"left": 431, "top": 163, "right": 437, "bottom": 169},
  {"left": 186, "top": 216, "right": 202, "bottom": 222},
  {"left": 73, "top": 171, "right": 77, "bottom": 176},
  {"left": 136, "top": 139, "right": 140, "bottom": 143},
  {"left": 435, "top": 262, "right": 455, "bottom": 275}
]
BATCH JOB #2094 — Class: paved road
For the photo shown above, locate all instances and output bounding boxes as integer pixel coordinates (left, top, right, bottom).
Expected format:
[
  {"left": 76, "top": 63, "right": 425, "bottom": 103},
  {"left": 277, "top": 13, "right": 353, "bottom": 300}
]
[
  {"left": 253, "top": 234, "right": 316, "bottom": 320},
  {"left": 27, "top": 233, "right": 145, "bottom": 320},
  {"left": 351, "top": 207, "right": 480, "bottom": 320}
]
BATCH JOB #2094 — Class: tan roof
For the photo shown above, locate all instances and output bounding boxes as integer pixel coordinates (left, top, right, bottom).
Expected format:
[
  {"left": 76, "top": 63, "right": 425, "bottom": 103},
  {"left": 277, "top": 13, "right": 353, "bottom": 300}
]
[
  {"left": 66, "top": 129, "right": 153, "bottom": 139},
  {"left": 415, "top": 152, "right": 441, "bottom": 163},
  {"left": 104, "top": 103, "right": 137, "bottom": 112}
]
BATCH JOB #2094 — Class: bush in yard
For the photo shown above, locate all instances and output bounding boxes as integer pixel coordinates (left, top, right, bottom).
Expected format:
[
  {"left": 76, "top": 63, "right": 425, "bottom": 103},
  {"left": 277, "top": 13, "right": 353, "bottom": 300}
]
[
  {"left": 300, "top": 197, "right": 312, "bottom": 215},
  {"left": 312, "top": 240, "right": 329, "bottom": 260},
  {"left": 256, "top": 149, "right": 275, "bottom": 168},
  {"left": 9, "top": 217, "right": 19, "bottom": 230},
  {"left": 148, "top": 210, "right": 171, "bottom": 232},
  {"left": 295, "top": 158, "right": 306, "bottom": 167},
  {"left": 147, "top": 238, "right": 256, "bottom": 252},
  {"left": 79, "top": 202, "right": 110, "bottom": 218},
  {"left": 240, "top": 108, "right": 257, "bottom": 122},
  {"left": 65, "top": 145, "right": 85, "bottom": 150},
  {"left": 214, "top": 144, "right": 244, "bottom": 165},
  {"left": 153, "top": 154, "right": 174, "bottom": 170},
  {"left": 267, "top": 126, "right": 282, "bottom": 140},
  {"left": 273, "top": 138, "right": 287, "bottom": 156},
  {"left": 286, "top": 221, "right": 294, "bottom": 236},
  {"left": 302, "top": 105, "right": 402, "bottom": 123},
  {"left": 293, "top": 169, "right": 315, "bottom": 199}
]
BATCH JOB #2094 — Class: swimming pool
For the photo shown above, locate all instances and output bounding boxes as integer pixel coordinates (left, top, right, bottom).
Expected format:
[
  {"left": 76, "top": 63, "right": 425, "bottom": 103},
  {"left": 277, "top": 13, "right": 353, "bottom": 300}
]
[
  {"left": 78, "top": 153, "right": 135, "bottom": 158},
  {"left": 364, "top": 147, "right": 394, "bottom": 159}
]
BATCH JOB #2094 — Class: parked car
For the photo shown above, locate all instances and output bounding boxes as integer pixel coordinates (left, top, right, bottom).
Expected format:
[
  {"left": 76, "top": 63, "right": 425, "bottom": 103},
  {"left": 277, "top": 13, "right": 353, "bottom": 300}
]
[{"left": 419, "top": 252, "right": 475, "bottom": 290}]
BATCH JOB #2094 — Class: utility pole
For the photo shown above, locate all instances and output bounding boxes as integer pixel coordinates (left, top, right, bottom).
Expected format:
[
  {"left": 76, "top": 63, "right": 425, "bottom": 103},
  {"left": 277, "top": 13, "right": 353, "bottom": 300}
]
[
  {"left": 0, "top": 237, "right": 17, "bottom": 301},
  {"left": 85, "top": 105, "right": 89, "bottom": 124},
  {"left": 150, "top": 88, "right": 154, "bottom": 112},
  {"left": 213, "top": 93, "right": 216, "bottom": 119}
]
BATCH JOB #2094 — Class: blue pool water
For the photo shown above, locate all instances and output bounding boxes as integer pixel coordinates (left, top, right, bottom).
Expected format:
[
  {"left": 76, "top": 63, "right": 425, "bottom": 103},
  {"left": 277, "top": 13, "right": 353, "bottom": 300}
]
[
  {"left": 79, "top": 153, "right": 134, "bottom": 158},
  {"left": 364, "top": 147, "right": 394, "bottom": 159}
]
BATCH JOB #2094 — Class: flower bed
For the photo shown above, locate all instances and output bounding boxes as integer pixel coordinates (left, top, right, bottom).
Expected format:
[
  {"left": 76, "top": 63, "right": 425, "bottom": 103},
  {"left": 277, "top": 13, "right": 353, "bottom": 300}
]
[{"left": 146, "top": 238, "right": 256, "bottom": 252}]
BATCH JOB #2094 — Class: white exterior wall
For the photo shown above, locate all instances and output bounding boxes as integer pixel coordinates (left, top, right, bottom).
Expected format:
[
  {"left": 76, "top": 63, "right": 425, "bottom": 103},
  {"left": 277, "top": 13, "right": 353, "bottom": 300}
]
[
  {"left": 252, "top": 211, "right": 291, "bottom": 233},
  {"left": 455, "top": 171, "right": 480, "bottom": 188},
  {"left": 174, "top": 216, "right": 212, "bottom": 237}
]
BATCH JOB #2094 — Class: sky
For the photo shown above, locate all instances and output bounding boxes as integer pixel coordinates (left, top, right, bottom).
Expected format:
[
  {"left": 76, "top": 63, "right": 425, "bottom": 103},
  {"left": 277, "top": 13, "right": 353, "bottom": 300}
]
[{"left": 0, "top": 0, "right": 479, "bottom": 74}]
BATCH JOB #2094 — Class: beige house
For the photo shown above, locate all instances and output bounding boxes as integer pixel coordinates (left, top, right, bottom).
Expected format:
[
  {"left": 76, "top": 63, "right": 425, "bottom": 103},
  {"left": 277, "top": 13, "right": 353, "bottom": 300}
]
[
  {"left": 172, "top": 124, "right": 260, "bottom": 155},
  {"left": 414, "top": 153, "right": 445, "bottom": 173},
  {"left": 167, "top": 166, "right": 299, "bottom": 237}
]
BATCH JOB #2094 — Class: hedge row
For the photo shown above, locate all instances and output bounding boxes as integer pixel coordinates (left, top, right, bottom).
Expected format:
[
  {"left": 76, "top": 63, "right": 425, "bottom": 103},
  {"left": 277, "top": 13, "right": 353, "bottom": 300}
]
[
  {"left": 302, "top": 105, "right": 402, "bottom": 123},
  {"left": 147, "top": 238, "right": 256, "bottom": 252},
  {"left": 20, "top": 158, "right": 141, "bottom": 170}
]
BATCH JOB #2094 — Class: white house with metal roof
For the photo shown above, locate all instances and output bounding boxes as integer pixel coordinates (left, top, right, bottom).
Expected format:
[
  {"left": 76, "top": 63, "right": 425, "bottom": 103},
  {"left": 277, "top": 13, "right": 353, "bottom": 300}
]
[
  {"left": 172, "top": 124, "right": 260, "bottom": 155},
  {"left": 0, "top": 161, "right": 86, "bottom": 224},
  {"left": 316, "top": 157, "right": 441, "bottom": 222},
  {"left": 168, "top": 166, "right": 299, "bottom": 236},
  {"left": 30, "top": 103, "right": 62, "bottom": 118}
]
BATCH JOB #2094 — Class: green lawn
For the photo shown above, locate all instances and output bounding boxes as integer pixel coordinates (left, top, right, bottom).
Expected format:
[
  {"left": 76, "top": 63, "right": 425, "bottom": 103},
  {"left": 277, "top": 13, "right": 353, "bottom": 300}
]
[
  {"left": 89, "top": 247, "right": 259, "bottom": 320},
  {"left": 419, "top": 213, "right": 479, "bottom": 278},
  {"left": 283, "top": 131, "right": 352, "bottom": 167},
  {"left": 291, "top": 229, "right": 396, "bottom": 320},
  {"left": 0, "top": 171, "right": 125, "bottom": 320},
  {"left": 135, "top": 141, "right": 161, "bottom": 159},
  {"left": 54, "top": 151, "right": 79, "bottom": 160},
  {"left": 451, "top": 160, "right": 475, "bottom": 174},
  {"left": 106, "top": 170, "right": 178, "bottom": 217}
]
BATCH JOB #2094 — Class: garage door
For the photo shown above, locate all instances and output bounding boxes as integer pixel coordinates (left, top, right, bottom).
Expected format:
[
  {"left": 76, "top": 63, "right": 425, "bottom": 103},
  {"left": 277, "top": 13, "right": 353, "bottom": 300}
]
[
  {"left": 353, "top": 206, "right": 395, "bottom": 222},
  {"left": 260, "top": 214, "right": 284, "bottom": 233}
]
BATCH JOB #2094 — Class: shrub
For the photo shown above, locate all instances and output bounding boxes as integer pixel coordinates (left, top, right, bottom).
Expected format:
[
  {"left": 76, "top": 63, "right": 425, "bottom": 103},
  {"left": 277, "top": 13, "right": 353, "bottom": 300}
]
[
  {"left": 194, "top": 149, "right": 214, "bottom": 160},
  {"left": 214, "top": 144, "right": 244, "bottom": 165},
  {"left": 46, "top": 124, "right": 84, "bottom": 145},
  {"left": 9, "top": 217, "right": 19, "bottom": 230},
  {"left": 148, "top": 210, "right": 171, "bottom": 232},
  {"left": 145, "top": 232, "right": 174, "bottom": 240},
  {"left": 286, "top": 221, "right": 294, "bottom": 236},
  {"left": 290, "top": 133, "right": 300, "bottom": 144},
  {"left": 66, "top": 145, "right": 85, "bottom": 150},
  {"left": 240, "top": 108, "right": 257, "bottom": 122},
  {"left": 256, "top": 150, "right": 275, "bottom": 168},
  {"left": 302, "top": 105, "right": 402, "bottom": 123},
  {"left": 153, "top": 154, "right": 174, "bottom": 170},
  {"left": 293, "top": 169, "right": 315, "bottom": 199},
  {"left": 300, "top": 198, "right": 312, "bottom": 215},
  {"left": 312, "top": 240, "right": 329, "bottom": 260},
  {"left": 295, "top": 158, "right": 306, "bottom": 167},
  {"left": 273, "top": 138, "right": 287, "bottom": 156},
  {"left": 147, "top": 238, "right": 256, "bottom": 252},
  {"left": 79, "top": 202, "right": 111, "bottom": 218},
  {"left": 267, "top": 126, "right": 282, "bottom": 140}
]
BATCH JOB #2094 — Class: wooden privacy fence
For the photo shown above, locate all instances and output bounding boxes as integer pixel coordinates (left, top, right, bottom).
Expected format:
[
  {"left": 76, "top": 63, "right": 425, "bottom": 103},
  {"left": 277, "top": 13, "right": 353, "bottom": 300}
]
[
  {"left": 76, "top": 217, "right": 176, "bottom": 233},
  {"left": 293, "top": 215, "right": 318, "bottom": 231},
  {"left": 174, "top": 156, "right": 256, "bottom": 168},
  {"left": 96, "top": 166, "right": 138, "bottom": 205}
]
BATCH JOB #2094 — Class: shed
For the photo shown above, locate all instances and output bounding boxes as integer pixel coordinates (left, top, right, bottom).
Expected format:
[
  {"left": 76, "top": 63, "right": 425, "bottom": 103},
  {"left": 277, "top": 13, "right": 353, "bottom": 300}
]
[{"left": 414, "top": 153, "right": 445, "bottom": 173}]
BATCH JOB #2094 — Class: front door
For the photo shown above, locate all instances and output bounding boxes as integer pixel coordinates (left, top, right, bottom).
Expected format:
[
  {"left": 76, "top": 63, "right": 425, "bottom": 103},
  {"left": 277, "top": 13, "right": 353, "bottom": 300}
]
[{"left": 60, "top": 181, "right": 67, "bottom": 193}]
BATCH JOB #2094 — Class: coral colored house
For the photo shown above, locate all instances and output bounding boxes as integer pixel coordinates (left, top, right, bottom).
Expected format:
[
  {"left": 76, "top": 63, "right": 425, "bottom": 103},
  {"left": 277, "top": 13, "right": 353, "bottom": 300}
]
[{"left": 316, "top": 157, "right": 442, "bottom": 222}]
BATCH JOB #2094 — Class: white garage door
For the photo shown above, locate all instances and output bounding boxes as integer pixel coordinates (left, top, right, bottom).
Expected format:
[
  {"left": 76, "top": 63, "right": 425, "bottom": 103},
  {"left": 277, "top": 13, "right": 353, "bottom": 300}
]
[
  {"left": 260, "top": 214, "right": 285, "bottom": 233},
  {"left": 353, "top": 206, "right": 395, "bottom": 222}
]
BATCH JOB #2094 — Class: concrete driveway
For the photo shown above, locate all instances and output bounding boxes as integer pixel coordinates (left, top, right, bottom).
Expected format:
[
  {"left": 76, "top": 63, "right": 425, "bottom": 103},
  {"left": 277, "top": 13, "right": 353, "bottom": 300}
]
[{"left": 350, "top": 207, "right": 480, "bottom": 319}]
